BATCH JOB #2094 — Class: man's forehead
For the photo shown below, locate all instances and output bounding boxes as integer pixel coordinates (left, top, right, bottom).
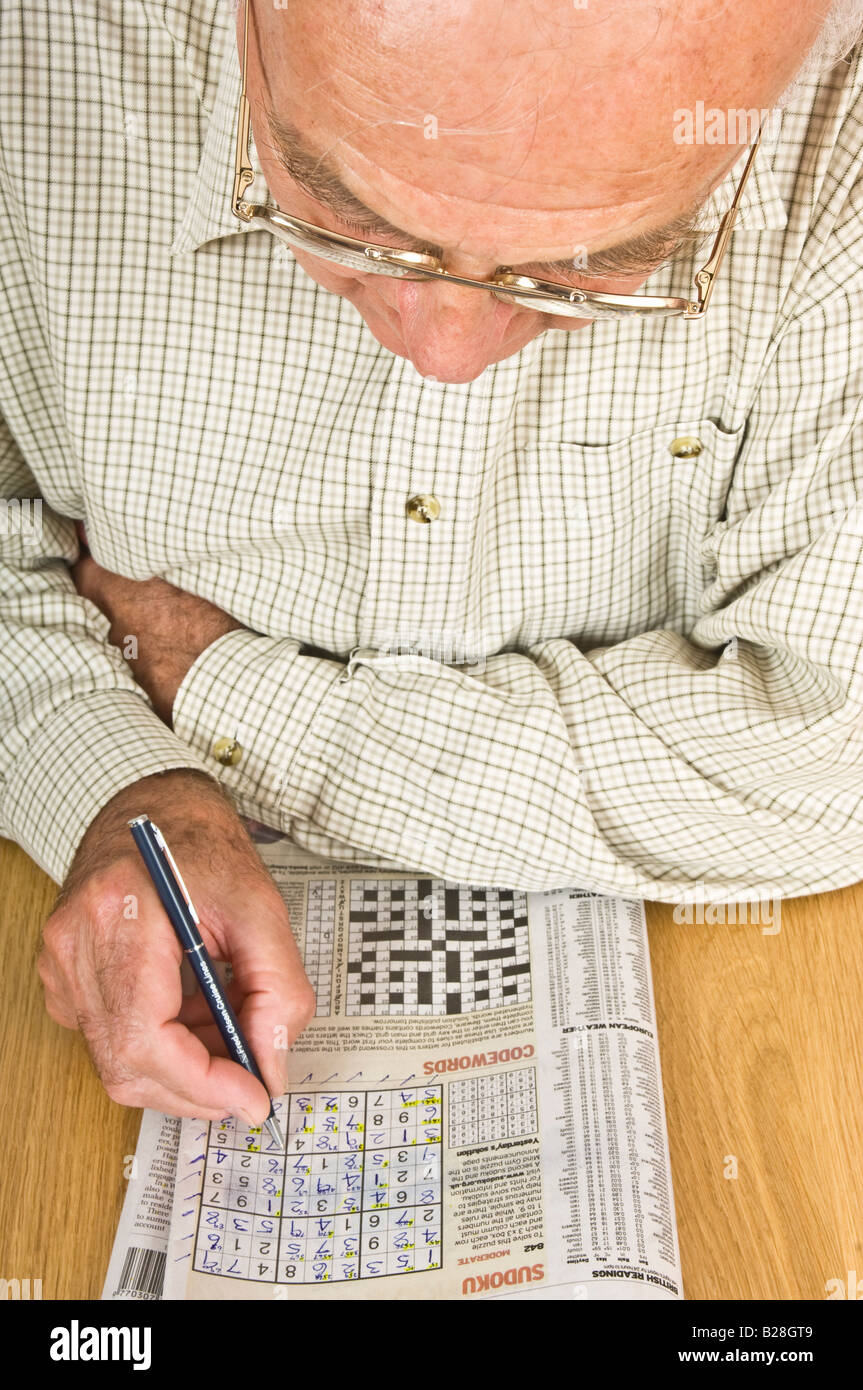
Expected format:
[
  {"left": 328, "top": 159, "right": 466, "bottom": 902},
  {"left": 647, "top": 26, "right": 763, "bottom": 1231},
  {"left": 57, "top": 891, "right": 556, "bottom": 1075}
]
[
  {"left": 251, "top": 0, "right": 820, "bottom": 139},
  {"left": 244, "top": 0, "right": 815, "bottom": 265},
  {"left": 263, "top": 110, "right": 728, "bottom": 276},
  {"left": 250, "top": 46, "right": 720, "bottom": 267},
  {"left": 252, "top": 0, "right": 701, "bottom": 202}
]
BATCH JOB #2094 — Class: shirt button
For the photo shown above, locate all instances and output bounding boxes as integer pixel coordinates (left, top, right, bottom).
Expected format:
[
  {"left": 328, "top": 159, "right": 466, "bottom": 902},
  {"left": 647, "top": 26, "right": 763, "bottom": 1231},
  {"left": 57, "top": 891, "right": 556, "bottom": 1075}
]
[
  {"left": 406, "top": 494, "right": 441, "bottom": 522},
  {"left": 669, "top": 435, "right": 703, "bottom": 458},
  {"left": 212, "top": 736, "right": 243, "bottom": 766}
]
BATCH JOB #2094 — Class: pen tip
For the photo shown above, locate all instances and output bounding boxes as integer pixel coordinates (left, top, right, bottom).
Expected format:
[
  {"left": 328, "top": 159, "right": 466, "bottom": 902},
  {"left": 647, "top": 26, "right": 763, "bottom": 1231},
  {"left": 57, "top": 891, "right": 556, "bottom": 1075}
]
[{"left": 265, "top": 1116, "right": 285, "bottom": 1149}]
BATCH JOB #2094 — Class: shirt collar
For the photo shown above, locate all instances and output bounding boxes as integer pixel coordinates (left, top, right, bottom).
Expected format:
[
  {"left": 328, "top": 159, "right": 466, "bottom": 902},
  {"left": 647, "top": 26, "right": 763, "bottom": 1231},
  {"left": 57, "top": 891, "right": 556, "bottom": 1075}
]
[
  {"left": 169, "top": 16, "right": 788, "bottom": 258},
  {"left": 170, "top": 15, "right": 263, "bottom": 256}
]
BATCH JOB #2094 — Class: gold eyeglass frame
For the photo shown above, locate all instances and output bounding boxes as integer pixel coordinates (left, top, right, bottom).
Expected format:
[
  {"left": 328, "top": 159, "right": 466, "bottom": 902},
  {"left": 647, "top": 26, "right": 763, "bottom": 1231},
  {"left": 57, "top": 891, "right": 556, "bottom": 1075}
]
[{"left": 231, "top": 0, "right": 763, "bottom": 321}]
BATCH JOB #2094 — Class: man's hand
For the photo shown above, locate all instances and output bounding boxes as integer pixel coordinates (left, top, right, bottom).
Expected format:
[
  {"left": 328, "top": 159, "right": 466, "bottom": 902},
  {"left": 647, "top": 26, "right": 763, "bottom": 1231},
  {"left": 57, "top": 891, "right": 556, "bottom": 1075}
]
[
  {"left": 70, "top": 523, "right": 246, "bottom": 725},
  {"left": 37, "top": 770, "right": 316, "bottom": 1124}
]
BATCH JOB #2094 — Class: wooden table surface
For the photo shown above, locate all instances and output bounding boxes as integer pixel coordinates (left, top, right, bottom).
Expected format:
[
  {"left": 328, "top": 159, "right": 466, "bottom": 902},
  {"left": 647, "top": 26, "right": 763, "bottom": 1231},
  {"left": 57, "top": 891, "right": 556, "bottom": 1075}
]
[{"left": 2, "top": 834, "right": 861, "bottom": 1301}]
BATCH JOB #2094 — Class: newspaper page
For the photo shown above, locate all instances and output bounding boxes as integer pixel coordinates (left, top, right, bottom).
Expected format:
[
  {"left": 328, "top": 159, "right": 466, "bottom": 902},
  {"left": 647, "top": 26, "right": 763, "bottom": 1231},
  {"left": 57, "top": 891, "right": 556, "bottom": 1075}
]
[
  {"left": 162, "top": 833, "right": 683, "bottom": 1301},
  {"left": 101, "top": 1110, "right": 181, "bottom": 1300}
]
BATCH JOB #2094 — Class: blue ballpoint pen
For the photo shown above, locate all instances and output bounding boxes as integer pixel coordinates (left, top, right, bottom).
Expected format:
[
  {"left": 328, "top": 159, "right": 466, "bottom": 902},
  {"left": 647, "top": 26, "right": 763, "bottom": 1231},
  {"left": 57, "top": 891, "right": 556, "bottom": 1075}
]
[{"left": 127, "top": 813, "right": 285, "bottom": 1150}]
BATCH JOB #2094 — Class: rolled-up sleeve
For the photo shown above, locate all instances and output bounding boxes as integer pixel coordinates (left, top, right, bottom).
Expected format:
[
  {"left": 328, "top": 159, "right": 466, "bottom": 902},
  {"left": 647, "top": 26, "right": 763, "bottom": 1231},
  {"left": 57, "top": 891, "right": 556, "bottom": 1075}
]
[{"left": 0, "top": 418, "right": 217, "bottom": 886}]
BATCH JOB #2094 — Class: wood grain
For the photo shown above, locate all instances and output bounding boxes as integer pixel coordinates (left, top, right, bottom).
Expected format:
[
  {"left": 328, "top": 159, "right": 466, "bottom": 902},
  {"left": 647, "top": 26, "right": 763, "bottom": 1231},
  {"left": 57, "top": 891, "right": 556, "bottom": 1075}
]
[
  {"left": 0, "top": 839, "right": 140, "bottom": 1299},
  {"left": 2, "top": 834, "right": 861, "bottom": 1299},
  {"left": 645, "top": 886, "right": 863, "bottom": 1299}
]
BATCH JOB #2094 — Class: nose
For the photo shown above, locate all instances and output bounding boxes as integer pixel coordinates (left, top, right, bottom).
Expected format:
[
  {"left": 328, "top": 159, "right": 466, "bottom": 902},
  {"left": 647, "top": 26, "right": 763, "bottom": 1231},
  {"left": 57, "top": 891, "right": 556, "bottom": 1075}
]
[{"left": 390, "top": 275, "right": 519, "bottom": 383}]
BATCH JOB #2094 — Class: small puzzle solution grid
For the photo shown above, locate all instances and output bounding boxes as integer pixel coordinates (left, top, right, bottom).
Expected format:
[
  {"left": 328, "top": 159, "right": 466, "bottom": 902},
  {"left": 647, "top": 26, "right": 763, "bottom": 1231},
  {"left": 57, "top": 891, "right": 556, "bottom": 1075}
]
[
  {"left": 333, "top": 878, "right": 532, "bottom": 1015},
  {"left": 194, "top": 1086, "right": 443, "bottom": 1284},
  {"left": 447, "top": 1067, "right": 538, "bottom": 1147},
  {"left": 305, "top": 879, "right": 335, "bottom": 1016}
]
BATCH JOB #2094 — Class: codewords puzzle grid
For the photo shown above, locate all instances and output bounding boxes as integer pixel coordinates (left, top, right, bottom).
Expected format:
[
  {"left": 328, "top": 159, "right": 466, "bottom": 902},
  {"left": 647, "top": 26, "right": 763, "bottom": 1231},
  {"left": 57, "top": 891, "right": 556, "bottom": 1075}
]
[
  {"left": 317, "top": 877, "right": 533, "bottom": 1016},
  {"left": 194, "top": 1086, "right": 443, "bottom": 1284}
]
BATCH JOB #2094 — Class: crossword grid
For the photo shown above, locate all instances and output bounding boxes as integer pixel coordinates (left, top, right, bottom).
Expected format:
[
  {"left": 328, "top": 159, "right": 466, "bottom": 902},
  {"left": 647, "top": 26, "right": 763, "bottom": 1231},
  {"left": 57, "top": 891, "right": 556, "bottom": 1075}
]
[
  {"left": 194, "top": 1086, "right": 443, "bottom": 1284},
  {"left": 343, "top": 878, "right": 532, "bottom": 1015},
  {"left": 448, "top": 1067, "right": 539, "bottom": 1147}
]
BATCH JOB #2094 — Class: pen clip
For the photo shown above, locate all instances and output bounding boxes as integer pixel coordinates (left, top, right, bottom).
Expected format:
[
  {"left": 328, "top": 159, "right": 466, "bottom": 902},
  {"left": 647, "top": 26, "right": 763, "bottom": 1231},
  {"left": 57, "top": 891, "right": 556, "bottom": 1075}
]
[{"left": 150, "top": 821, "right": 201, "bottom": 925}]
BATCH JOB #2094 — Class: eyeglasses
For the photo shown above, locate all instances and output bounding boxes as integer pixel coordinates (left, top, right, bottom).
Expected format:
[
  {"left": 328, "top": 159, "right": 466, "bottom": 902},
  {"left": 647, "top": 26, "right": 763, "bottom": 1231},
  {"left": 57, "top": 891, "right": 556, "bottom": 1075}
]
[{"left": 231, "top": 0, "right": 763, "bottom": 321}]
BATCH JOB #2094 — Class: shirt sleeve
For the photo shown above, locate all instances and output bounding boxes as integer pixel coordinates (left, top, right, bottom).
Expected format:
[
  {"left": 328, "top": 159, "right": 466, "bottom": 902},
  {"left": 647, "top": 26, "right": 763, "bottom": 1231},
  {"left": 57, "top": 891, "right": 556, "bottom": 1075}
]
[
  {"left": 0, "top": 415, "right": 218, "bottom": 885},
  {"left": 172, "top": 281, "right": 863, "bottom": 901}
]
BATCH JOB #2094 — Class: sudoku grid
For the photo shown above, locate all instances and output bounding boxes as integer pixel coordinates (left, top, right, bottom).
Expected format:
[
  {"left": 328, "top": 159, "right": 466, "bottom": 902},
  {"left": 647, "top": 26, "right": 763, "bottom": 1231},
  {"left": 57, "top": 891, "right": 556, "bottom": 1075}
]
[{"left": 194, "top": 1086, "right": 442, "bottom": 1284}]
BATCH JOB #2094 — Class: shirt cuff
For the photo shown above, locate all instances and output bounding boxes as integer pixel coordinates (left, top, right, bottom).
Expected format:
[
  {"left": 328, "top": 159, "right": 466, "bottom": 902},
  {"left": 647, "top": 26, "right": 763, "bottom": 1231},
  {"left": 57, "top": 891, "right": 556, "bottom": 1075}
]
[
  {"left": 171, "top": 628, "right": 344, "bottom": 823},
  {"left": 1, "top": 689, "right": 216, "bottom": 885}
]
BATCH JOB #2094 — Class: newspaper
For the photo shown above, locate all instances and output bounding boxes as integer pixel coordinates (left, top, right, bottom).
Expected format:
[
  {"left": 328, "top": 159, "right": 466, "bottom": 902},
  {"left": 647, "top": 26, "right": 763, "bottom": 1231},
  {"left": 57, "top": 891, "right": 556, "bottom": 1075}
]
[
  {"left": 105, "top": 832, "right": 683, "bottom": 1301},
  {"left": 102, "top": 1109, "right": 180, "bottom": 1301}
]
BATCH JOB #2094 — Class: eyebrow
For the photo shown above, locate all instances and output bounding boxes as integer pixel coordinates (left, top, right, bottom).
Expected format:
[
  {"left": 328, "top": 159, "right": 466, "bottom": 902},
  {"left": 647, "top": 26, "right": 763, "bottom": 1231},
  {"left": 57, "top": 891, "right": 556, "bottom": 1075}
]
[{"left": 264, "top": 110, "right": 714, "bottom": 278}]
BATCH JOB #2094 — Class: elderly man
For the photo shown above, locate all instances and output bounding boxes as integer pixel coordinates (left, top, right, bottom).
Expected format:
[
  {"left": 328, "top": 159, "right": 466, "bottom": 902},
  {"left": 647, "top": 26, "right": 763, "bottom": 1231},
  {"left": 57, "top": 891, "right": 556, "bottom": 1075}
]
[{"left": 1, "top": 0, "right": 862, "bottom": 1125}]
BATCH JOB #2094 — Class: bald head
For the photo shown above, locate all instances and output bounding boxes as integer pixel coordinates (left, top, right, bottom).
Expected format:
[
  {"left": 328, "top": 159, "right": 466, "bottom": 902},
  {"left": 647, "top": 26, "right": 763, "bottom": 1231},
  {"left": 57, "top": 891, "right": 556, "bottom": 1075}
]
[{"left": 241, "top": 0, "right": 853, "bottom": 380}]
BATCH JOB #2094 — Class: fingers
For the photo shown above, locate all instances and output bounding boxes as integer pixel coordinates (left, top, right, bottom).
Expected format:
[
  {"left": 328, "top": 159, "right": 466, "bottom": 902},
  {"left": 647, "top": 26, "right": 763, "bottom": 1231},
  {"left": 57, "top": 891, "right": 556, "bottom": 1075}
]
[
  {"left": 174, "top": 912, "right": 316, "bottom": 1093},
  {"left": 36, "top": 936, "right": 76, "bottom": 1027},
  {"left": 203, "top": 891, "right": 317, "bottom": 1097},
  {"left": 91, "top": 1018, "right": 273, "bottom": 1125},
  {"left": 68, "top": 552, "right": 105, "bottom": 604},
  {"left": 38, "top": 857, "right": 314, "bottom": 1123},
  {"left": 176, "top": 977, "right": 301, "bottom": 1100},
  {"left": 175, "top": 978, "right": 245, "bottom": 1028}
]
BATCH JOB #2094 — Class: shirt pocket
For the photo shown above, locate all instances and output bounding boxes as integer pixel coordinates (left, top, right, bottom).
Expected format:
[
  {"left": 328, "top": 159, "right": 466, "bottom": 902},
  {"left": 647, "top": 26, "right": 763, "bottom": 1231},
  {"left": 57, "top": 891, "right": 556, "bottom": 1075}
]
[{"left": 493, "top": 418, "right": 747, "bottom": 648}]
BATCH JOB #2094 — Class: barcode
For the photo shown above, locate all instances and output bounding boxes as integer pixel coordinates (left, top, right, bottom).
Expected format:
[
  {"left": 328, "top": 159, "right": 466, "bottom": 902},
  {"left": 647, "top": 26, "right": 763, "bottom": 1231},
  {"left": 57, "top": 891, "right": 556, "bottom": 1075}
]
[{"left": 115, "top": 1245, "right": 166, "bottom": 1300}]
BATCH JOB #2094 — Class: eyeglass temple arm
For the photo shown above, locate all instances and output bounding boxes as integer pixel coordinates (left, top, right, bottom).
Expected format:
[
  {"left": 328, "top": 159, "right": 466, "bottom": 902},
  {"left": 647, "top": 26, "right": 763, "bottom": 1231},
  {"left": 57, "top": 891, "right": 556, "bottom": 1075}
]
[
  {"left": 689, "top": 126, "right": 763, "bottom": 316},
  {"left": 232, "top": 1, "right": 255, "bottom": 216}
]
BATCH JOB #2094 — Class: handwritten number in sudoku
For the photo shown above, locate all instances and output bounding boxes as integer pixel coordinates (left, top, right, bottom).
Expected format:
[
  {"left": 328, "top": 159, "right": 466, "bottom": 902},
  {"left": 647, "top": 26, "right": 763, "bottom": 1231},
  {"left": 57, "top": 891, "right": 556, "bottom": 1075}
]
[{"left": 194, "top": 1087, "right": 443, "bottom": 1283}]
